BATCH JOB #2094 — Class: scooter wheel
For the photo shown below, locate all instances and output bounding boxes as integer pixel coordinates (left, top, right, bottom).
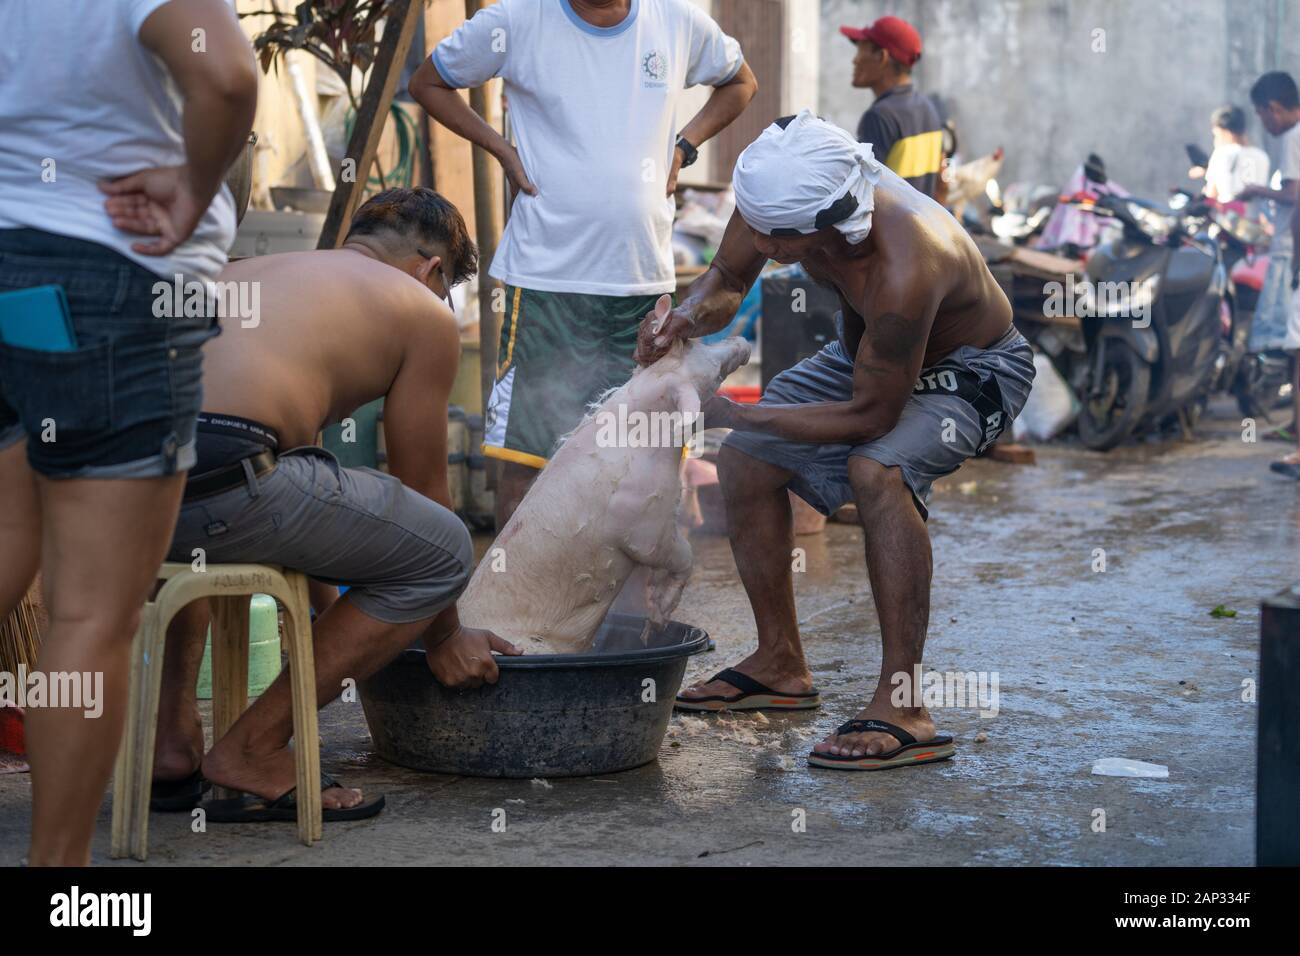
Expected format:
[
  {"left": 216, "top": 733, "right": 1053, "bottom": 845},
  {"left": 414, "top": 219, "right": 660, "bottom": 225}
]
[{"left": 1078, "top": 340, "right": 1150, "bottom": 451}]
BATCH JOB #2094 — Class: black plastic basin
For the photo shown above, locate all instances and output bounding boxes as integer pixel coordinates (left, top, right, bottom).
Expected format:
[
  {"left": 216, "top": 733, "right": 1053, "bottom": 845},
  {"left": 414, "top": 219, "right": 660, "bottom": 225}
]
[{"left": 358, "top": 615, "right": 709, "bottom": 778}]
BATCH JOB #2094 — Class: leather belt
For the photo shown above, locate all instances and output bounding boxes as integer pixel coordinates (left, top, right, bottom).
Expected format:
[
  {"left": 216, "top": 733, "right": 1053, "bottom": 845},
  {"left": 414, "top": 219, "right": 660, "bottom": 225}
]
[{"left": 183, "top": 450, "right": 277, "bottom": 502}]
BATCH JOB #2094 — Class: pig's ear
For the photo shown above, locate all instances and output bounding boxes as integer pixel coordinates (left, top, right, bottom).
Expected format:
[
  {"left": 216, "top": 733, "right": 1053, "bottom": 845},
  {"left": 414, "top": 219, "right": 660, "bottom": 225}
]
[{"left": 649, "top": 293, "right": 673, "bottom": 335}]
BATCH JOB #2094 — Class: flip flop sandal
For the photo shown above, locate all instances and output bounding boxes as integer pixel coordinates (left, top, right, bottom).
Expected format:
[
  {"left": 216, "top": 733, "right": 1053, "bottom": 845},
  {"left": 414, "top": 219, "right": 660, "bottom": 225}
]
[
  {"left": 201, "top": 772, "right": 386, "bottom": 824},
  {"left": 1269, "top": 460, "right": 1300, "bottom": 480},
  {"left": 674, "top": 667, "right": 821, "bottom": 712},
  {"left": 150, "top": 769, "right": 211, "bottom": 812},
  {"left": 1263, "top": 426, "right": 1296, "bottom": 443},
  {"left": 807, "top": 718, "right": 955, "bottom": 771}
]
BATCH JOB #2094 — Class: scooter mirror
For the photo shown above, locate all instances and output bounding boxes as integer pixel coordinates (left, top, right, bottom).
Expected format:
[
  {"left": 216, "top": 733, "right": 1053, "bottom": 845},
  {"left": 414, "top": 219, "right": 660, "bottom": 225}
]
[{"left": 1084, "top": 153, "right": 1108, "bottom": 185}]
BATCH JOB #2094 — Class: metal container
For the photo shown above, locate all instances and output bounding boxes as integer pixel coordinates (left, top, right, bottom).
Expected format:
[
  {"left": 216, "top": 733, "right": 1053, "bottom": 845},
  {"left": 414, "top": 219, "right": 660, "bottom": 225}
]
[
  {"left": 269, "top": 186, "right": 333, "bottom": 214},
  {"left": 359, "top": 615, "right": 708, "bottom": 778}
]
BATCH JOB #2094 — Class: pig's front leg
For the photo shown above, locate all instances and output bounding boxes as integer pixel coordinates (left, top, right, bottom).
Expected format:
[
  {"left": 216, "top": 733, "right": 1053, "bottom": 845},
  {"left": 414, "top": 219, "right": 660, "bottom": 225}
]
[{"left": 623, "top": 531, "right": 693, "bottom": 628}]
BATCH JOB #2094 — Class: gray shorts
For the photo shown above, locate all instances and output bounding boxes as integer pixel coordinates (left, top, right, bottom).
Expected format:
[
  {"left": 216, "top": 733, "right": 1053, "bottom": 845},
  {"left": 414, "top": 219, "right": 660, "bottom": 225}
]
[
  {"left": 167, "top": 447, "right": 473, "bottom": 624},
  {"left": 725, "top": 326, "right": 1036, "bottom": 520}
]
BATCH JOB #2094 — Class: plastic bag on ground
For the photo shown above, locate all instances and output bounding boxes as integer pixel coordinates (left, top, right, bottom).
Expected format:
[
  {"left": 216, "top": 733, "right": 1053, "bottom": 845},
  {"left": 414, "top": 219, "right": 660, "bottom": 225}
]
[
  {"left": 1091, "top": 757, "right": 1169, "bottom": 778},
  {"left": 1016, "top": 352, "right": 1079, "bottom": 441}
]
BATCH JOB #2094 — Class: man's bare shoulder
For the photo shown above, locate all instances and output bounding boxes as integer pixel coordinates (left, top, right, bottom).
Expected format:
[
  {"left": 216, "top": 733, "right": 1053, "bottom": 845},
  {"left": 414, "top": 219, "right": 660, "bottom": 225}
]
[
  {"left": 225, "top": 250, "right": 451, "bottom": 329},
  {"left": 224, "top": 248, "right": 415, "bottom": 289},
  {"left": 868, "top": 187, "right": 980, "bottom": 297}
]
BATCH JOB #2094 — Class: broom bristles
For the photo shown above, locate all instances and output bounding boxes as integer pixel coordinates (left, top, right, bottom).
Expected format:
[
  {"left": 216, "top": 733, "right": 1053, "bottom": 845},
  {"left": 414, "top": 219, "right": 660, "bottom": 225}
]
[{"left": 0, "top": 588, "right": 43, "bottom": 675}]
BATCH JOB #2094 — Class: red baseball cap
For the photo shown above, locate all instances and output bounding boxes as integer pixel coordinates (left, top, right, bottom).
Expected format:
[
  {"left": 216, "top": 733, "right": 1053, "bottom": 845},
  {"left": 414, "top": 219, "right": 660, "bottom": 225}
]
[{"left": 840, "top": 16, "right": 922, "bottom": 67}]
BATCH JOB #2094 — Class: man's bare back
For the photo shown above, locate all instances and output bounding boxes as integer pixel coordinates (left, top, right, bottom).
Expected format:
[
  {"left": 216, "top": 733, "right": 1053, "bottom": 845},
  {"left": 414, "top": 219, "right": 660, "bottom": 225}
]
[
  {"left": 801, "top": 171, "right": 1012, "bottom": 368},
  {"left": 205, "top": 248, "right": 458, "bottom": 449}
]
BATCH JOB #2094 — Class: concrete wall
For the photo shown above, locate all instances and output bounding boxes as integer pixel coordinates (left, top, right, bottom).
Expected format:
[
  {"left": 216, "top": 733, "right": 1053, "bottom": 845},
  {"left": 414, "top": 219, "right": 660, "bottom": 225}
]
[
  {"left": 818, "top": 0, "right": 1300, "bottom": 199},
  {"left": 678, "top": 0, "right": 820, "bottom": 184}
]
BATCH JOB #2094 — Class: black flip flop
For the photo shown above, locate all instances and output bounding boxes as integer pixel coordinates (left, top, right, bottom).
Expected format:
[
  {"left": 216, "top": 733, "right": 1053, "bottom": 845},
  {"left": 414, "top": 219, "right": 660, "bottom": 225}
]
[
  {"left": 150, "top": 769, "right": 211, "bottom": 812},
  {"left": 1269, "top": 460, "right": 1300, "bottom": 480},
  {"left": 674, "top": 667, "right": 821, "bottom": 712},
  {"left": 807, "top": 718, "right": 955, "bottom": 771},
  {"left": 201, "top": 772, "right": 386, "bottom": 824}
]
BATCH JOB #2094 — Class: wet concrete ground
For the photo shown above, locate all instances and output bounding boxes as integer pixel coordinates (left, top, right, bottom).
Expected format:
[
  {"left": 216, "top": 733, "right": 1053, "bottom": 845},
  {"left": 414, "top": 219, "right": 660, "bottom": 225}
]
[{"left": 0, "top": 401, "right": 1294, "bottom": 865}]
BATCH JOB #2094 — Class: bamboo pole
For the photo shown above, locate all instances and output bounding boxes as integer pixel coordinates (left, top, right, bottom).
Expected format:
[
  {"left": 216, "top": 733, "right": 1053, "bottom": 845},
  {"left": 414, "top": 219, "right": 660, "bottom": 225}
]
[{"left": 316, "top": 0, "right": 426, "bottom": 249}]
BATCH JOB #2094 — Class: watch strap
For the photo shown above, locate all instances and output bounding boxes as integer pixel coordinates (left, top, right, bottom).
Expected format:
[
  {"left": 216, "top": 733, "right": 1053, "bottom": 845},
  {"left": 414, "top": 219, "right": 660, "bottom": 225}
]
[{"left": 676, "top": 135, "right": 699, "bottom": 168}]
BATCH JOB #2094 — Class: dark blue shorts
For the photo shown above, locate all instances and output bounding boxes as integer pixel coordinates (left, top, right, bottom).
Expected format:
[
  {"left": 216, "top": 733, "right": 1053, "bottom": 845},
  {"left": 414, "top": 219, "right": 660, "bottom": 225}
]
[{"left": 0, "top": 228, "right": 219, "bottom": 478}]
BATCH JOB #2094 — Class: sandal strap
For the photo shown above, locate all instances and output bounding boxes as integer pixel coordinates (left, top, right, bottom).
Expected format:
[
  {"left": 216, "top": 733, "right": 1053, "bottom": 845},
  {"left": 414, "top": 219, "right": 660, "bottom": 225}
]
[
  {"left": 267, "top": 771, "right": 343, "bottom": 811},
  {"left": 709, "top": 668, "right": 774, "bottom": 697},
  {"left": 835, "top": 719, "right": 916, "bottom": 746}
]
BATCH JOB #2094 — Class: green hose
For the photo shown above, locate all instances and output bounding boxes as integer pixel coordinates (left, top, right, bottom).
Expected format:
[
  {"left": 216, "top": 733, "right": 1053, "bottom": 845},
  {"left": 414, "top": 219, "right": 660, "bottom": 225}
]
[{"left": 344, "top": 102, "right": 422, "bottom": 192}]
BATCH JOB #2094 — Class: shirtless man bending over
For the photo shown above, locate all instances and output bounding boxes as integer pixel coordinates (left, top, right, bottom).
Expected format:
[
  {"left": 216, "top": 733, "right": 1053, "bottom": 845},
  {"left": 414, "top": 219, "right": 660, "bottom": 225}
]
[
  {"left": 639, "top": 112, "right": 1035, "bottom": 770},
  {"left": 152, "top": 188, "right": 518, "bottom": 821}
]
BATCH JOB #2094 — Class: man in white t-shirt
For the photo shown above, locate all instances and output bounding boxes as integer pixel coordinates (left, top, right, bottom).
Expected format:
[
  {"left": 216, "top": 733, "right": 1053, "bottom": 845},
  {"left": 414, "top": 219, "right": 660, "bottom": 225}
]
[
  {"left": 0, "top": 0, "right": 256, "bottom": 866},
  {"left": 1240, "top": 72, "right": 1300, "bottom": 478},
  {"left": 1192, "top": 106, "right": 1269, "bottom": 204},
  {"left": 410, "top": 0, "right": 756, "bottom": 526}
]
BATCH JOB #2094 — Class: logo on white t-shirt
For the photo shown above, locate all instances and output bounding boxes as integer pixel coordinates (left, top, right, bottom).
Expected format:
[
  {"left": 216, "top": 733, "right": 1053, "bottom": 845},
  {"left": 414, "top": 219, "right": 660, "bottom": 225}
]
[{"left": 641, "top": 49, "right": 668, "bottom": 88}]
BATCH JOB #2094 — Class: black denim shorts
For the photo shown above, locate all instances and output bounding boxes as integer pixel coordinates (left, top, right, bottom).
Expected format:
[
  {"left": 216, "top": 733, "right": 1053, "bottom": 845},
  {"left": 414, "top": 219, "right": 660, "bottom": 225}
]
[{"left": 0, "top": 228, "right": 220, "bottom": 478}]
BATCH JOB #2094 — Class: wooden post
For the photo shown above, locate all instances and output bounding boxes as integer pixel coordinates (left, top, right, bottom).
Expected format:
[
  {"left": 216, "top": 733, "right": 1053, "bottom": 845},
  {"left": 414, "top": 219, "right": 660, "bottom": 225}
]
[
  {"left": 1257, "top": 587, "right": 1300, "bottom": 865},
  {"left": 423, "top": 1, "right": 479, "bottom": 239},
  {"left": 465, "top": 0, "right": 503, "bottom": 417},
  {"left": 316, "top": 0, "right": 425, "bottom": 249}
]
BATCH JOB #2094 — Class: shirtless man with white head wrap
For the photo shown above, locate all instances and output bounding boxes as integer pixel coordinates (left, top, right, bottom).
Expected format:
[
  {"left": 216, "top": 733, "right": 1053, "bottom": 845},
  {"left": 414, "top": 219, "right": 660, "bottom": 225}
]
[{"left": 637, "top": 110, "right": 1035, "bottom": 770}]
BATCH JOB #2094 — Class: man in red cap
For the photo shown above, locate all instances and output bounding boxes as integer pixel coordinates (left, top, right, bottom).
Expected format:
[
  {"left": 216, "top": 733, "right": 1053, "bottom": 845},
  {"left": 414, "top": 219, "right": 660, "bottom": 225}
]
[{"left": 842, "top": 16, "right": 944, "bottom": 198}]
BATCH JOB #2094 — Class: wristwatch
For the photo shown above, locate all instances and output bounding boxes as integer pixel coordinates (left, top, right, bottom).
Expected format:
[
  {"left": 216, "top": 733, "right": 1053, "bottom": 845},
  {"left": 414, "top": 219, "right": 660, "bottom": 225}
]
[{"left": 675, "top": 135, "right": 699, "bottom": 168}]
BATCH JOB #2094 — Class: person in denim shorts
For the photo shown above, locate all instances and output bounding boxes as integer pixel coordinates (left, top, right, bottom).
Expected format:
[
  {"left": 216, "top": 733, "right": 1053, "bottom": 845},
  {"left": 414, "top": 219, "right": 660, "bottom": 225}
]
[{"left": 0, "top": 0, "right": 256, "bottom": 866}]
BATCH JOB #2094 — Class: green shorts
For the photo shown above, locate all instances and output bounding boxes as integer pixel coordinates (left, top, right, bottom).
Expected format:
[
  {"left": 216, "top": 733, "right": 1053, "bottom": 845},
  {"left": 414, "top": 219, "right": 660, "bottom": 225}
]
[{"left": 483, "top": 285, "right": 663, "bottom": 467}]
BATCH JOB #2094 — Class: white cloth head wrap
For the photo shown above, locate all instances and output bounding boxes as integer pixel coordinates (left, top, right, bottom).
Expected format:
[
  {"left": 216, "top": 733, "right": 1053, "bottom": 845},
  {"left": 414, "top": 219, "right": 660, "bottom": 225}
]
[{"left": 732, "top": 109, "right": 884, "bottom": 244}]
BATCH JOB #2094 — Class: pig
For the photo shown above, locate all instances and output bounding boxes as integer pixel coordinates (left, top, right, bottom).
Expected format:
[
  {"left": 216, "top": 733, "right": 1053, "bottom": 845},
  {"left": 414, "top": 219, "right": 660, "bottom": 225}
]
[{"left": 458, "top": 307, "right": 751, "bottom": 655}]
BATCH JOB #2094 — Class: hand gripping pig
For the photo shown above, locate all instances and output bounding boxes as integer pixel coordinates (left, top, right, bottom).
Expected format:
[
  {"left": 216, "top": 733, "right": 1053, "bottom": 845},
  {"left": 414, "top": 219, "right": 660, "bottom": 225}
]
[{"left": 458, "top": 299, "right": 751, "bottom": 655}]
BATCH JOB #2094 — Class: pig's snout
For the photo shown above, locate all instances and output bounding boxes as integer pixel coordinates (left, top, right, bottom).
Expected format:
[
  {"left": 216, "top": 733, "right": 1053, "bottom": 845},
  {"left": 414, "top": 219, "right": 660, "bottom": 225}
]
[
  {"left": 666, "top": 337, "right": 753, "bottom": 395},
  {"left": 723, "top": 338, "right": 752, "bottom": 376},
  {"left": 699, "top": 337, "right": 751, "bottom": 385}
]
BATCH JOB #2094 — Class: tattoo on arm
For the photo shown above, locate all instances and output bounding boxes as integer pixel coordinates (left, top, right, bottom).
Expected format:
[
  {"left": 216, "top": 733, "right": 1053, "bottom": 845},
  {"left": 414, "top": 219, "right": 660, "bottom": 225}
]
[
  {"left": 863, "top": 312, "right": 917, "bottom": 364},
  {"left": 854, "top": 360, "right": 895, "bottom": 378}
]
